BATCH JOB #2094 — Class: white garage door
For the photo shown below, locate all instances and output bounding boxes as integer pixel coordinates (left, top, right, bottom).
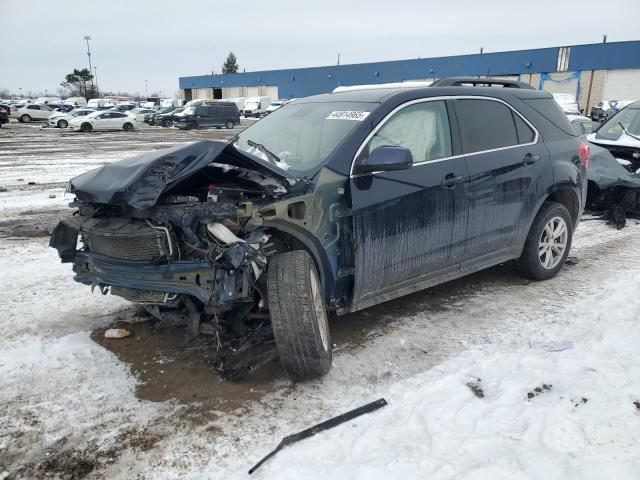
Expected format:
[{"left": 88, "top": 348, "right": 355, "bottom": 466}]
[
  {"left": 262, "top": 85, "right": 279, "bottom": 99},
  {"left": 603, "top": 69, "right": 640, "bottom": 100},
  {"left": 542, "top": 72, "right": 579, "bottom": 96},
  {"left": 192, "top": 88, "right": 212, "bottom": 100}
]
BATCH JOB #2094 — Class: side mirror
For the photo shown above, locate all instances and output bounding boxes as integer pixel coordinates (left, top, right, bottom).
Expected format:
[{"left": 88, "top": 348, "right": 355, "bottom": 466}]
[{"left": 355, "top": 146, "right": 413, "bottom": 174}]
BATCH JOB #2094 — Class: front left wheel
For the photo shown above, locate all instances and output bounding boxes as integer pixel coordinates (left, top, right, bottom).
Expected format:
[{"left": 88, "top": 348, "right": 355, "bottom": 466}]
[
  {"left": 267, "top": 250, "right": 332, "bottom": 381},
  {"left": 517, "top": 201, "right": 573, "bottom": 280},
  {"left": 123, "top": 122, "right": 133, "bottom": 131},
  {"left": 225, "top": 120, "right": 234, "bottom": 129}
]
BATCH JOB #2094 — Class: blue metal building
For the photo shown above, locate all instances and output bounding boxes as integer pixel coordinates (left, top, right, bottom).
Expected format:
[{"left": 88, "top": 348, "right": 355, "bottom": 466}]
[{"left": 179, "top": 40, "right": 640, "bottom": 112}]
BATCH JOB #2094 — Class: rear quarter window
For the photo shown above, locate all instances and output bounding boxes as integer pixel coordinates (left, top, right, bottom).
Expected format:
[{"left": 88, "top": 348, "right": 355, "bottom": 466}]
[
  {"left": 522, "top": 97, "right": 577, "bottom": 136},
  {"left": 455, "top": 99, "right": 519, "bottom": 153}
]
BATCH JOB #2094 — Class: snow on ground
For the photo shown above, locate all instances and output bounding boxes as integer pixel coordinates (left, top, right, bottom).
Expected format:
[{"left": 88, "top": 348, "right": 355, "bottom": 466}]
[{"left": 1, "top": 122, "right": 639, "bottom": 478}]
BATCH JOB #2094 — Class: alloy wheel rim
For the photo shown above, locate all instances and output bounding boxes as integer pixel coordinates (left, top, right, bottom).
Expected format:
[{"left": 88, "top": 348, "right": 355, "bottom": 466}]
[
  {"left": 309, "top": 268, "right": 329, "bottom": 352},
  {"left": 538, "top": 216, "right": 568, "bottom": 270}
]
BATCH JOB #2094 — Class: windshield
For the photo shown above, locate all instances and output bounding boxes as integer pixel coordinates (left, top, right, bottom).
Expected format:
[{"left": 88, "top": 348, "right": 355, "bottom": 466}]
[
  {"left": 158, "top": 107, "right": 173, "bottom": 114},
  {"left": 233, "top": 101, "right": 376, "bottom": 174},
  {"left": 596, "top": 106, "right": 640, "bottom": 141}
]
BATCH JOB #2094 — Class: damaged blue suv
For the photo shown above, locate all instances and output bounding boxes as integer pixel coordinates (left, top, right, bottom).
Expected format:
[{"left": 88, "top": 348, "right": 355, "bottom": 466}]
[{"left": 51, "top": 79, "right": 588, "bottom": 380}]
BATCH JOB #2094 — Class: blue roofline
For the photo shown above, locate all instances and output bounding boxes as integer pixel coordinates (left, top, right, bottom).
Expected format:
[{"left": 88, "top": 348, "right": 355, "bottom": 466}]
[{"left": 179, "top": 40, "right": 640, "bottom": 99}]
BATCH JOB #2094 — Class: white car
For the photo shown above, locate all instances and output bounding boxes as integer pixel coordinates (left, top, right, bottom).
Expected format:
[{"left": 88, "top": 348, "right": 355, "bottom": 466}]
[
  {"left": 69, "top": 111, "right": 135, "bottom": 132},
  {"left": 48, "top": 108, "right": 96, "bottom": 128},
  {"left": 128, "top": 108, "right": 156, "bottom": 122},
  {"left": 11, "top": 104, "right": 55, "bottom": 122},
  {"left": 265, "top": 100, "right": 285, "bottom": 114}
]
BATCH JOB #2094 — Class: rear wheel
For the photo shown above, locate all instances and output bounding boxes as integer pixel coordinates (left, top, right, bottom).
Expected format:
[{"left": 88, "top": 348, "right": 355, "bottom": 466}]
[
  {"left": 123, "top": 122, "right": 133, "bottom": 131},
  {"left": 517, "top": 202, "right": 573, "bottom": 280},
  {"left": 162, "top": 119, "right": 173, "bottom": 127},
  {"left": 267, "top": 250, "right": 332, "bottom": 381},
  {"left": 225, "top": 120, "right": 234, "bottom": 129},
  {"left": 80, "top": 122, "right": 92, "bottom": 132},
  {"left": 20, "top": 114, "right": 31, "bottom": 123},
  {"left": 57, "top": 119, "right": 68, "bottom": 128}
]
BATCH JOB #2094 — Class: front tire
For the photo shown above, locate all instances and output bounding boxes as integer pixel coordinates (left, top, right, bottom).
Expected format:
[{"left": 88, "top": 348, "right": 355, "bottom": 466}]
[
  {"left": 517, "top": 202, "right": 573, "bottom": 280},
  {"left": 162, "top": 119, "right": 173, "bottom": 127},
  {"left": 80, "top": 122, "right": 92, "bottom": 132},
  {"left": 267, "top": 250, "right": 332, "bottom": 381},
  {"left": 57, "top": 119, "right": 68, "bottom": 128},
  {"left": 20, "top": 114, "right": 31, "bottom": 123},
  {"left": 225, "top": 120, "right": 234, "bottom": 129},
  {"left": 123, "top": 122, "right": 133, "bottom": 131}
]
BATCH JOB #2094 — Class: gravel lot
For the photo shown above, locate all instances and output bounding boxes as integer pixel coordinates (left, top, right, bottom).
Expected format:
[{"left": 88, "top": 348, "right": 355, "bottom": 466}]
[{"left": 1, "top": 119, "right": 639, "bottom": 479}]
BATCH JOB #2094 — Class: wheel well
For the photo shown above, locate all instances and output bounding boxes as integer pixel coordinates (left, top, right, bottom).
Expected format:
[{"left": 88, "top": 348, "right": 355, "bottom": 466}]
[
  {"left": 264, "top": 227, "right": 333, "bottom": 303},
  {"left": 545, "top": 188, "right": 579, "bottom": 225}
]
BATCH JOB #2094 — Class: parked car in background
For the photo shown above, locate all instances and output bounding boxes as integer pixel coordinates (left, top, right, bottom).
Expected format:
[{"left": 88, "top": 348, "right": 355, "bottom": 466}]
[
  {"left": 63, "top": 97, "right": 87, "bottom": 108},
  {"left": 567, "top": 114, "right": 595, "bottom": 135},
  {"left": 553, "top": 93, "right": 581, "bottom": 115},
  {"left": 0, "top": 104, "right": 10, "bottom": 114},
  {"left": 52, "top": 104, "right": 75, "bottom": 113},
  {"left": 174, "top": 102, "right": 240, "bottom": 129},
  {"left": 143, "top": 107, "right": 176, "bottom": 126},
  {"left": 69, "top": 110, "right": 135, "bottom": 132},
  {"left": 87, "top": 99, "right": 115, "bottom": 110},
  {"left": 587, "top": 101, "right": 640, "bottom": 170},
  {"left": 0, "top": 109, "right": 8, "bottom": 127},
  {"left": 11, "top": 104, "right": 54, "bottom": 122},
  {"left": 129, "top": 108, "right": 157, "bottom": 122},
  {"left": 265, "top": 100, "right": 286, "bottom": 114},
  {"left": 243, "top": 96, "right": 271, "bottom": 117},
  {"left": 48, "top": 108, "right": 96, "bottom": 128},
  {"left": 111, "top": 103, "right": 136, "bottom": 113},
  {"left": 35, "top": 96, "right": 62, "bottom": 106},
  {"left": 156, "top": 107, "right": 185, "bottom": 127},
  {"left": 51, "top": 81, "right": 587, "bottom": 380}
]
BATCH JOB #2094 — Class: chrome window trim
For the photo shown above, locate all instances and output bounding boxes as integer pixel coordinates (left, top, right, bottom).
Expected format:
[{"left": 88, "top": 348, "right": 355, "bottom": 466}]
[{"left": 349, "top": 95, "right": 540, "bottom": 177}]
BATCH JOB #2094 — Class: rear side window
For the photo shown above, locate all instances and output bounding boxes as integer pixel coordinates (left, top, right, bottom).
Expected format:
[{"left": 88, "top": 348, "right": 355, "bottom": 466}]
[
  {"left": 224, "top": 106, "right": 237, "bottom": 115},
  {"left": 522, "top": 97, "right": 577, "bottom": 136},
  {"left": 455, "top": 99, "right": 519, "bottom": 153}
]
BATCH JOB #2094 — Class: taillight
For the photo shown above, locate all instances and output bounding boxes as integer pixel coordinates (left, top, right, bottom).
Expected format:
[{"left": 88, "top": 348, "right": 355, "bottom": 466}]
[{"left": 579, "top": 142, "right": 589, "bottom": 169}]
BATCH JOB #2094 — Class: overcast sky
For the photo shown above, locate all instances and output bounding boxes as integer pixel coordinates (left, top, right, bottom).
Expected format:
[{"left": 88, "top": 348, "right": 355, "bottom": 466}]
[{"left": 1, "top": 0, "right": 639, "bottom": 97}]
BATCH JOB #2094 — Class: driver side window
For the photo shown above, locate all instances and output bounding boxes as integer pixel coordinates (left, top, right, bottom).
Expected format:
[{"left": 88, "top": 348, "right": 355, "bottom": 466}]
[{"left": 364, "top": 100, "right": 452, "bottom": 163}]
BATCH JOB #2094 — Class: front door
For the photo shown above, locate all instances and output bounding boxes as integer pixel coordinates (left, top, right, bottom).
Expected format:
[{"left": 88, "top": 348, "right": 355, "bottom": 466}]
[
  {"left": 451, "top": 98, "right": 552, "bottom": 269},
  {"left": 350, "top": 99, "right": 469, "bottom": 308}
]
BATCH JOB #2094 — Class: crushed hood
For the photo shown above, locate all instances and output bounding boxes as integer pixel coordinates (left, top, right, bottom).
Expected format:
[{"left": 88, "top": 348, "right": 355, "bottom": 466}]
[
  {"left": 588, "top": 143, "right": 640, "bottom": 190},
  {"left": 70, "top": 140, "right": 296, "bottom": 209}
]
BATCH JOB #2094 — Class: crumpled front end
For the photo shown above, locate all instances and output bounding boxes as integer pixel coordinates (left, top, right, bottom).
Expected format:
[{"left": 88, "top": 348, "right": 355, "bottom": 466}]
[{"left": 50, "top": 141, "right": 305, "bottom": 378}]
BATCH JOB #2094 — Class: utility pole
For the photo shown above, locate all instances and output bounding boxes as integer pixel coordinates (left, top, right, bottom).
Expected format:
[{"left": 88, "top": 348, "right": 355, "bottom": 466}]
[
  {"left": 337, "top": 53, "right": 340, "bottom": 66},
  {"left": 602, "top": 34, "right": 607, "bottom": 43},
  {"left": 83, "top": 36, "right": 94, "bottom": 92},
  {"left": 93, "top": 67, "right": 99, "bottom": 95},
  {"left": 145, "top": 80, "right": 148, "bottom": 98}
]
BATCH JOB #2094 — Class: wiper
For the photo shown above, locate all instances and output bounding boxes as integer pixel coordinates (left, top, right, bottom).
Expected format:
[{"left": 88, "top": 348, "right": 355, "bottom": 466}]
[
  {"left": 619, "top": 122, "right": 640, "bottom": 142},
  {"left": 246, "top": 139, "right": 281, "bottom": 165}
]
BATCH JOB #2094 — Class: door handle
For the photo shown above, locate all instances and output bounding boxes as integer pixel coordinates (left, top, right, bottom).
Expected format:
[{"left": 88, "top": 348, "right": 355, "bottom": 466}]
[
  {"left": 441, "top": 173, "right": 465, "bottom": 189},
  {"left": 523, "top": 153, "right": 540, "bottom": 165}
]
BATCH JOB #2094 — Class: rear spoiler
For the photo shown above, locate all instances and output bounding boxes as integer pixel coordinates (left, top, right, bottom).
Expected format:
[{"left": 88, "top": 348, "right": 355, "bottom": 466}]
[{"left": 431, "top": 77, "right": 535, "bottom": 90}]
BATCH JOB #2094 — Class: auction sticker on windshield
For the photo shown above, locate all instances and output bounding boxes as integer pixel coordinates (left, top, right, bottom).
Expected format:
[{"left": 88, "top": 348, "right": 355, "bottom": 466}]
[{"left": 326, "top": 111, "right": 370, "bottom": 121}]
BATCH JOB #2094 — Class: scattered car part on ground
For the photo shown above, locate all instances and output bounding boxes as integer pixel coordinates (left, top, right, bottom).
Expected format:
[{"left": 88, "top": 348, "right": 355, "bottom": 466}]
[
  {"left": 248, "top": 398, "right": 388, "bottom": 474},
  {"left": 50, "top": 85, "right": 587, "bottom": 381}
]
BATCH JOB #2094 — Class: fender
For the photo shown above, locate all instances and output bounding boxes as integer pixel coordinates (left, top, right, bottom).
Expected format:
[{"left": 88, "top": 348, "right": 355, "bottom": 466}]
[{"left": 261, "top": 217, "right": 338, "bottom": 305}]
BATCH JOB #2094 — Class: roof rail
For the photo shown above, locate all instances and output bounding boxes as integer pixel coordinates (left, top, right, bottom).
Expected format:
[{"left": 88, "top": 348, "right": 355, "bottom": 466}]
[{"left": 430, "top": 77, "right": 535, "bottom": 90}]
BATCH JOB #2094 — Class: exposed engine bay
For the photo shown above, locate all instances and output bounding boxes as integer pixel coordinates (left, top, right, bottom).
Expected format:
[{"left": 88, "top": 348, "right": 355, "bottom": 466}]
[{"left": 50, "top": 141, "right": 315, "bottom": 379}]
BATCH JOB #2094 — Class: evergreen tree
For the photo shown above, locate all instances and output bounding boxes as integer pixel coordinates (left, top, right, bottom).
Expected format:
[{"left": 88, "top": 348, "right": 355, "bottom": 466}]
[{"left": 221, "top": 52, "right": 239, "bottom": 74}]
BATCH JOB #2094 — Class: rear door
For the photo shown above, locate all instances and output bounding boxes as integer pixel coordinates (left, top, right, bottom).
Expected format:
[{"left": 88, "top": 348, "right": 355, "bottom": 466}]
[
  {"left": 452, "top": 97, "right": 551, "bottom": 269},
  {"left": 350, "top": 99, "right": 469, "bottom": 307}
]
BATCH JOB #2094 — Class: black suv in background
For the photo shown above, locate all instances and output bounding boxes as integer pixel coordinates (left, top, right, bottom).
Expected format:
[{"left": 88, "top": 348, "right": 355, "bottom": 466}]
[
  {"left": 51, "top": 80, "right": 588, "bottom": 381},
  {"left": 174, "top": 102, "right": 240, "bottom": 130}
]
